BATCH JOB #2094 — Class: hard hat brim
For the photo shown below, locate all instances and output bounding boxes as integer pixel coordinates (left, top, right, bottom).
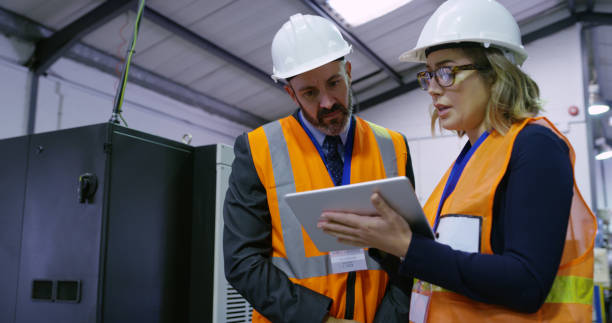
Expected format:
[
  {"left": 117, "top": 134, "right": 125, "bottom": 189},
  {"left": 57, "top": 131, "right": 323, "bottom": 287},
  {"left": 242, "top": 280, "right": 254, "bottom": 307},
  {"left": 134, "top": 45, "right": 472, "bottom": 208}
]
[
  {"left": 271, "top": 46, "right": 352, "bottom": 82},
  {"left": 399, "top": 39, "right": 527, "bottom": 66}
]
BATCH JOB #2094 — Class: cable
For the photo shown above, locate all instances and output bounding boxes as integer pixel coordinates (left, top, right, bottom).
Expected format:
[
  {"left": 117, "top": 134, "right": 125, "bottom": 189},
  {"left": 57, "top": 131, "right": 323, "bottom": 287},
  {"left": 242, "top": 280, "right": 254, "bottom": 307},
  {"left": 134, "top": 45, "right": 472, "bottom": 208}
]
[
  {"left": 110, "top": 0, "right": 146, "bottom": 127},
  {"left": 113, "top": 13, "right": 130, "bottom": 90}
]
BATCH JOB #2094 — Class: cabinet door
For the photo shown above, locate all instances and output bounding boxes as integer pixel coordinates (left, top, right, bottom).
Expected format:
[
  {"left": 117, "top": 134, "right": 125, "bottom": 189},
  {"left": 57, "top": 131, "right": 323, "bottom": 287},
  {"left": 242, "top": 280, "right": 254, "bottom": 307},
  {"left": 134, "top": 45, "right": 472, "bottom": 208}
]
[
  {"left": 0, "top": 135, "right": 29, "bottom": 323},
  {"left": 16, "top": 124, "right": 107, "bottom": 323}
]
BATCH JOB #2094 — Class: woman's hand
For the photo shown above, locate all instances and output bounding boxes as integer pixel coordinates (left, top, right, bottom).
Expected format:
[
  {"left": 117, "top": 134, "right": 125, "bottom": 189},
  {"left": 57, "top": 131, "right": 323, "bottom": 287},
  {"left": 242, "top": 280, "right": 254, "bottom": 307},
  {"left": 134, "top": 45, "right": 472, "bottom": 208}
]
[{"left": 317, "top": 192, "right": 413, "bottom": 258}]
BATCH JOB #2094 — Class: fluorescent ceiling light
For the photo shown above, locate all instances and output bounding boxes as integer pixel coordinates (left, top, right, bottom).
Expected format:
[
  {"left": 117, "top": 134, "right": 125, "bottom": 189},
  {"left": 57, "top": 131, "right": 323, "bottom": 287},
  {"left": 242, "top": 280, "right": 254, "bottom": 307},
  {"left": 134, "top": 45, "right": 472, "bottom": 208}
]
[
  {"left": 596, "top": 150, "right": 612, "bottom": 160},
  {"left": 326, "top": 0, "right": 413, "bottom": 27},
  {"left": 595, "top": 137, "right": 612, "bottom": 161},
  {"left": 588, "top": 83, "right": 610, "bottom": 115},
  {"left": 589, "top": 103, "right": 610, "bottom": 115}
]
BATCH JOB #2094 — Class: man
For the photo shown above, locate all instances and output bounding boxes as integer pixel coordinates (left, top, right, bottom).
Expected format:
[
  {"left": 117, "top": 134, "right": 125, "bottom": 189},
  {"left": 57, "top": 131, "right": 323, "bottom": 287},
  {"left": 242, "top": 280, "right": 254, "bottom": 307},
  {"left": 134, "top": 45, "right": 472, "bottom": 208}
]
[{"left": 223, "top": 13, "right": 415, "bottom": 323}]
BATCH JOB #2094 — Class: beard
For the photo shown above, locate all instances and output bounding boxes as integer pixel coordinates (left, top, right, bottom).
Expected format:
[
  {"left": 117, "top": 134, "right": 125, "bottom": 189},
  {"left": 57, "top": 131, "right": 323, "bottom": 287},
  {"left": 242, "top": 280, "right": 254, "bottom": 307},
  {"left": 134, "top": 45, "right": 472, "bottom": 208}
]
[{"left": 303, "top": 94, "right": 354, "bottom": 136}]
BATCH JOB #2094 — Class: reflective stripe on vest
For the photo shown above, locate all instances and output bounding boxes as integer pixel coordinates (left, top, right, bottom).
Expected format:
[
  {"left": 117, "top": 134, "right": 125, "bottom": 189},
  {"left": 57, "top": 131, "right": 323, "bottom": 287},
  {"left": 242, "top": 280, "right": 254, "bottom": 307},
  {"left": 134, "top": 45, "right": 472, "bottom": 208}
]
[
  {"left": 262, "top": 119, "right": 398, "bottom": 279},
  {"left": 417, "top": 275, "right": 594, "bottom": 306},
  {"left": 366, "top": 121, "right": 398, "bottom": 177},
  {"left": 545, "top": 275, "right": 593, "bottom": 305}
]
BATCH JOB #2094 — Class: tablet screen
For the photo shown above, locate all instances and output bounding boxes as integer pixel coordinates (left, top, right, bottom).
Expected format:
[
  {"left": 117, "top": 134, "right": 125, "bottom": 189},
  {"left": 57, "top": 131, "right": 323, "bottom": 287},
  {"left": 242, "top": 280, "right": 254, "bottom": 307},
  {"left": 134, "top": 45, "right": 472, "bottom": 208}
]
[{"left": 284, "top": 176, "right": 434, "bottom": 252}]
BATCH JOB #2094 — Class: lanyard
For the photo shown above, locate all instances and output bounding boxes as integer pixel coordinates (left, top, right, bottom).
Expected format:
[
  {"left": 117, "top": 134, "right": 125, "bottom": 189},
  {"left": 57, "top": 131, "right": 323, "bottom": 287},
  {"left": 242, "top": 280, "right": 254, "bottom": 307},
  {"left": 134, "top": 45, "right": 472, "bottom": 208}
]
[
  {"left": 432, "top": 131, "right": 489, "bottom": 232},
  {"left": 297, "top": 113, "right": 356, "bottom": 186}
]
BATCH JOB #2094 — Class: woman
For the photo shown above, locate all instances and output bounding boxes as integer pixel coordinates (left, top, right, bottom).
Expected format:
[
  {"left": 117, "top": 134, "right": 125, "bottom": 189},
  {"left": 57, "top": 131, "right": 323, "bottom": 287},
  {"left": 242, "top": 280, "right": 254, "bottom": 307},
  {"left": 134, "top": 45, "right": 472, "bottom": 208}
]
[{"left": 317, "top": 0, "right": 596, "bottom": 322}]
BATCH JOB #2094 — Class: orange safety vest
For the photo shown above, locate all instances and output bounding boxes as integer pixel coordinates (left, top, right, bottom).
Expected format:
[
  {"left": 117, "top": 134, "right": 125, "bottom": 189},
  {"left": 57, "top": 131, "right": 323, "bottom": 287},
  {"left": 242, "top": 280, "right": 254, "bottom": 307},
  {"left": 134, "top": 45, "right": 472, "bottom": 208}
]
[
  {"left": 248, "top": 114, "right": 409, "bottom": 323},
  {"left": 419, "top": 117, "right": 596, "bottom": 322}
]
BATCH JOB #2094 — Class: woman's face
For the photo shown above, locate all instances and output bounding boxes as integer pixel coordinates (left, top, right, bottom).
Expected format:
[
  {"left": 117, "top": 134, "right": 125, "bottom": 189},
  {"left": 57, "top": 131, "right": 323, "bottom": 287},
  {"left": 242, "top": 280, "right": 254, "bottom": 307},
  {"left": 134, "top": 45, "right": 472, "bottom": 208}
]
[{"left": 425, "top": 48, "right": 491, "bottom": 143}]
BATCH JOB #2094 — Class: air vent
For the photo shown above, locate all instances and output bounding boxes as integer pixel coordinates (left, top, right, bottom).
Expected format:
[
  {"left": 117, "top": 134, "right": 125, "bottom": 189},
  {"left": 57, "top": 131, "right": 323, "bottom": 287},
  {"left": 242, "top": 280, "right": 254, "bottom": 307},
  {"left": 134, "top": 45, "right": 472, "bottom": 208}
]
[
  {"left": 32, "top": 280, "right": 53, "bottom": 301},
  {"left": 225, "top": 285, "right": 253, "bottom": 323},
  {"left": 57, "top": 280, "right": 81, "bottom": 302},
  {"left": 31, "top": 279, "right": 81, "bottom": 303}
]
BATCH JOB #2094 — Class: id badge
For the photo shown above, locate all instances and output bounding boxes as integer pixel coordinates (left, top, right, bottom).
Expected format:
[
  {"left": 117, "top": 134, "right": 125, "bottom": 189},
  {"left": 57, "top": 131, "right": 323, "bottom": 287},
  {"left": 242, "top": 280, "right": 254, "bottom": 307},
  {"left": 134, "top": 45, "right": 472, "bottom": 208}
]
[
  {"left": 409, "top": 281, "right": 432, "bottom": 323},
  {"left": 329, "top": 249, "right": 367, "bottom": 274}
]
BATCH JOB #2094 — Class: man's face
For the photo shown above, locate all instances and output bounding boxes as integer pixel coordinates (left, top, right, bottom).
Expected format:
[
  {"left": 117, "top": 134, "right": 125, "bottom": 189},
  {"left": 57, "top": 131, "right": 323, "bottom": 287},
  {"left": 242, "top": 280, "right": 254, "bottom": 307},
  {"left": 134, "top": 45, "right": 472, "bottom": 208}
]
[{"left": 285, "top": 60, "right": 352, "bottom": 136}]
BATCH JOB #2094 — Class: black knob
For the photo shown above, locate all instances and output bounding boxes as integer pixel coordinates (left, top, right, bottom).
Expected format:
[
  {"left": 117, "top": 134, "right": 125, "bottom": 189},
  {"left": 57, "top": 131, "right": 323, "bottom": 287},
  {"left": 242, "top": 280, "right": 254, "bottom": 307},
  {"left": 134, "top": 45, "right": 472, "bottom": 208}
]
[{"left": 78, "top": 173, "right": 98, "bottom": 204}]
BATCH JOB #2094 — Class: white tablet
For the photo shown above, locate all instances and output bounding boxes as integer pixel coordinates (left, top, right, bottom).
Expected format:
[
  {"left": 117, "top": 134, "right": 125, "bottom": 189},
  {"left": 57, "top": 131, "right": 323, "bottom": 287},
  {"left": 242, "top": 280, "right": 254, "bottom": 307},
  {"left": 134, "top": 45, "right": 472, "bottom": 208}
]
[{"left": 284, "top": 176, "right": 434, "bottom": 252}]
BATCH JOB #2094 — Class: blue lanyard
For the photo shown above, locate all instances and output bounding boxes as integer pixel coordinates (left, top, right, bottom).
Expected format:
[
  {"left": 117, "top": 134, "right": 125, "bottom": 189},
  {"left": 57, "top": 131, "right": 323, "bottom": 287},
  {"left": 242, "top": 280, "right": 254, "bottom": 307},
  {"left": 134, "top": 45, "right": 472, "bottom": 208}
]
[
  {"left": 297, "top": 113, "right": 356, "bottom": 186},
  {"left": 433, "top": 131, "right": 490, "bottom": 232}
]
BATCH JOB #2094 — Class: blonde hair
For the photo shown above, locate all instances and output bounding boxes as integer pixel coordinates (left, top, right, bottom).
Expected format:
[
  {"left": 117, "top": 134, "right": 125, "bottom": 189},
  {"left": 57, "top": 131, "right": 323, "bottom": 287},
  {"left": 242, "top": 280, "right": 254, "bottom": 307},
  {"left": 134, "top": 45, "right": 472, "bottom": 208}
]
[{"left": 431, "top": 46, "right": 542, "bottom": 136}]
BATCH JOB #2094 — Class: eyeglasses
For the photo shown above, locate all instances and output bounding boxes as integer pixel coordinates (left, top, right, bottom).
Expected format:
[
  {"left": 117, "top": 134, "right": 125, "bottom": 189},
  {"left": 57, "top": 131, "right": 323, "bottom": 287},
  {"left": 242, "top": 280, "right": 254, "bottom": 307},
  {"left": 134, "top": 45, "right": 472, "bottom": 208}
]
[{"left": 416, "top": 64, "right": 489, "bottom": 91}]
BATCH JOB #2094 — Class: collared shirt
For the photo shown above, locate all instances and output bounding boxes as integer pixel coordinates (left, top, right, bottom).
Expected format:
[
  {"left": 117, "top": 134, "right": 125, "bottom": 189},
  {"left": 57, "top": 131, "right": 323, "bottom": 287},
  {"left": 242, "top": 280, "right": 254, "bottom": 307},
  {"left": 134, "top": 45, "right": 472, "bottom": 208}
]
[{"left": 299, "top": 109, "right": 350, "bottom": 161}]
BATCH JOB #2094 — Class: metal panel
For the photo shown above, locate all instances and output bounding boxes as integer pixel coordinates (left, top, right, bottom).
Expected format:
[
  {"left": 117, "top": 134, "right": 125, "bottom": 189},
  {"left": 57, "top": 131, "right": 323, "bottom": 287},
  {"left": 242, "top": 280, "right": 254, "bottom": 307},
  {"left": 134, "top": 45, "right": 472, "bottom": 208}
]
[
  {"left": 0, "top": 0, "right": 104, "bottom": 30},
  {"left": 0, "top": 135, "right": 29, "bottom": 323},
  {"left": 80, "top": 13, "right": 172, "bottom": 59},
  {"left": 135, "top": 34, "right": 203, "bottom": 70},
  {"left": 15, "top": 124, "right": 108, "bottom": 323},
  {"left": 236, "top": 88, "right": 295, "bottom": 121},
  {"left": 102, "top": 125, "right": 194, "bottom": 323},
  {"left": 237, "top": 43, "right": 274, "bottom": 78},
  {"left": 189, "top": 145, "right": 217, "bottom": 323},
  {"left": 186, "top": 0, "right": 304, "bottom": 58},
  {"left": 190, "top": 144, "right": 253, "bottom": 323},
  {"left": 142, "top": 6, "right": 283, "bottom": 90},
  {"left": 168, "top": 51, "right": 227, "bottom": 85},
  {"left": 147, "top": 0, "right": 234, "bottom": 25},
  {"left": 189, "top": 66, "right": 269, "bottom": 106}
]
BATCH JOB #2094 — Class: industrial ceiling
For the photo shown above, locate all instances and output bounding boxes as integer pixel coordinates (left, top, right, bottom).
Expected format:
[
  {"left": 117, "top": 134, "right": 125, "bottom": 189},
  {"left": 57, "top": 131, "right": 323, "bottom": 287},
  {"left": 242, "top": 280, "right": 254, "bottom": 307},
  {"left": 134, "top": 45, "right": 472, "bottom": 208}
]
[{"left": 0, "top": 0, "right": 611, "bottom": 130}]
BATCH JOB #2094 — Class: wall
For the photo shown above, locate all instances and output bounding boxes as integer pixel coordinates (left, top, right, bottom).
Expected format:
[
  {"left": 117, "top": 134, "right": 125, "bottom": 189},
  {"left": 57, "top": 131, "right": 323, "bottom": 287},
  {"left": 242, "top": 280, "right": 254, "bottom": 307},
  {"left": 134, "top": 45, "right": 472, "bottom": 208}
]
[
  {"left": 598, "top": 159, "right": 612, "bottom": 210},
  {"left": 0, "top": 33, "right": 249, "bottom": 146},
  {"left": 358, "top": 25, "right": 594, "bottom": 208},
  {"left": 0, "top": 34, "right": 32, "bottom": 140}
]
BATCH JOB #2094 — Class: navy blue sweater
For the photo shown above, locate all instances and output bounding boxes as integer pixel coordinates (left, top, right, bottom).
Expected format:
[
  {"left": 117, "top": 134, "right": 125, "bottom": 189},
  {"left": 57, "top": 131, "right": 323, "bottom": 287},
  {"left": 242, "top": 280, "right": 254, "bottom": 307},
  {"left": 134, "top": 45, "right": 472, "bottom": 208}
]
[{"left": 374, "top": 124, "right": 574, "bottom": 313}]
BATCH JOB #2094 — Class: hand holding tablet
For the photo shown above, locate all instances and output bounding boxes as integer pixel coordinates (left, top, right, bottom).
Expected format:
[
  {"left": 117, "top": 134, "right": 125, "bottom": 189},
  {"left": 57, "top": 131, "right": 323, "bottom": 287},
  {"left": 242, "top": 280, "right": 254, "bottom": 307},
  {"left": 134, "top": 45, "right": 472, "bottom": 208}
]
[{"left": 284, "top": 176, "right": 434, "bottom": 253}]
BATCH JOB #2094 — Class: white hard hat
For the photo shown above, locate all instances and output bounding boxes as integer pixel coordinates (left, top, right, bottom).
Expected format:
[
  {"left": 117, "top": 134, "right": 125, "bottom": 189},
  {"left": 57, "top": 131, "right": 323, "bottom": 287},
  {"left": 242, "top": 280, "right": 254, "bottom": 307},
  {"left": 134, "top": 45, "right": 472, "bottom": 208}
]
[
  {"left": 399, "top": 0, "right": 528, "bottom": 65},
  {"left": 271, "top": 14, "right": 352, "bottom": 82}
]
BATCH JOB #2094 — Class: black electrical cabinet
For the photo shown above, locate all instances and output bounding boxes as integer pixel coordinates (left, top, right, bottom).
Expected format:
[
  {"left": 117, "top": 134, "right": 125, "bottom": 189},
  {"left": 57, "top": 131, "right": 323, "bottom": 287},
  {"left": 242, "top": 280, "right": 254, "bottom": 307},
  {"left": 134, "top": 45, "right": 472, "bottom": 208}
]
[{"left": 0, "top": 123, "right": 196, "bottom": 323}]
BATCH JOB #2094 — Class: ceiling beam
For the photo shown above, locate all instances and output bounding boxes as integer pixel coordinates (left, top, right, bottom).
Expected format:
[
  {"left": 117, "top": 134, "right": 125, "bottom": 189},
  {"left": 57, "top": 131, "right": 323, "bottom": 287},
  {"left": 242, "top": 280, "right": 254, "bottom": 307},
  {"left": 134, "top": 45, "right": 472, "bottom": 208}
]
[
  {"left": 567, "top": 0, "right": 577, "bottom": 14},
  {"left": 0, "top": 7, "right": 267, "bottom": 129},
  {"left": 587, "top": 0, "right": 595, "bottom": 13},
  {"left": 67, "top": 44, "right": 267, "bottom": 128},
  {"left": 28, "top": 0, "right": 137, "bottom": 75},
  {"left": 522, "top": 15, "right": 578, "bottom": 43},
  {"left": 359, "top": 10, "right": 612, "bottom": 112},
  {"left": 143, "top": 6, "right": 284, "bottom": 91},
  {"left": 358, "top": 80, "right": 419, "bottom": 111},
  {"left": 300, "top": 0, "right": 404, "bottom": 85},
  {"left": 578, "top": 11, "right": 612, "bottom": 25}
]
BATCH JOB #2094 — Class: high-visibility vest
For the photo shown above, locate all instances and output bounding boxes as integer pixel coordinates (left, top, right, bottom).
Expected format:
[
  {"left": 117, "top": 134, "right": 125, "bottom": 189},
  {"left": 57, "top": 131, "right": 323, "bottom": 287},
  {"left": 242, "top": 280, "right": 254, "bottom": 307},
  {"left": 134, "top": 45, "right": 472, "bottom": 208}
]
[
  {"left": 420, "top": 117, "right": 596, "bottom": 322},
  {"left": 247, "top": 115, "right": 409, "bottom": 322}
]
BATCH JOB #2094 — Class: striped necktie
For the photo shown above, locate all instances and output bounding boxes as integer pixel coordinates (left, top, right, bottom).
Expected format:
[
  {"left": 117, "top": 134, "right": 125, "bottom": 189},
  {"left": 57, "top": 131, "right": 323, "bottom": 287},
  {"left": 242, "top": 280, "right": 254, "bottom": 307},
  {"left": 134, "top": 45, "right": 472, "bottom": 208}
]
[{"left": 322, "top": 135, "right": 343, "bottom": 186}]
